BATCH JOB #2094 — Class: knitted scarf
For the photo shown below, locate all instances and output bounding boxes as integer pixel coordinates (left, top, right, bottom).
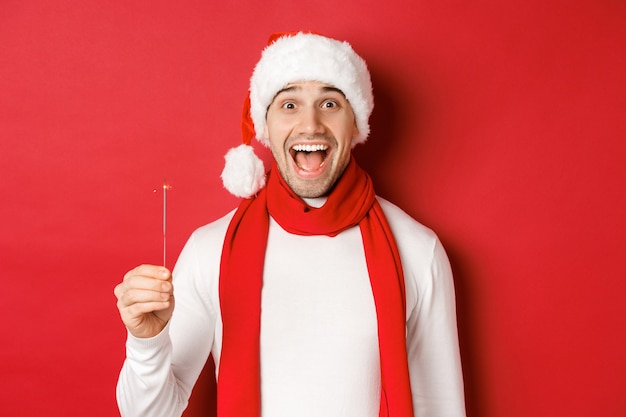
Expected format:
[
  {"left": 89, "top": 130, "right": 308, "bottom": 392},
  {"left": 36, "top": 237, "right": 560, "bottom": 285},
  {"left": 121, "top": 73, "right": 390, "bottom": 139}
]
[{"left": 217, "top": 156, "right": 414, "bottom": 416}]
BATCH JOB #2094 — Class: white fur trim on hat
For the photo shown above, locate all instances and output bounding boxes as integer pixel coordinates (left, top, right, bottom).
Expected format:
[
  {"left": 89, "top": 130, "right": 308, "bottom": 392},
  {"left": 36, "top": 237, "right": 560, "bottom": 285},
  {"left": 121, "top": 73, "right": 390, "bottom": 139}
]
[
  {"left": 250, "top": 33, "right": 374, "bottom": 148},
  {"left": 221, "top": 144, "right": 266, "bottom": 198}
]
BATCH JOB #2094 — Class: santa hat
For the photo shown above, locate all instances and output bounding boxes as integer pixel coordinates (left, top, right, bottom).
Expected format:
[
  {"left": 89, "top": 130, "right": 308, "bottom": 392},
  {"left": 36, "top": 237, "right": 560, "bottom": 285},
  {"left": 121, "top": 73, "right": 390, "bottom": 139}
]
[{"left": 221, "top": 32, "right": 374, "bottom": 198}]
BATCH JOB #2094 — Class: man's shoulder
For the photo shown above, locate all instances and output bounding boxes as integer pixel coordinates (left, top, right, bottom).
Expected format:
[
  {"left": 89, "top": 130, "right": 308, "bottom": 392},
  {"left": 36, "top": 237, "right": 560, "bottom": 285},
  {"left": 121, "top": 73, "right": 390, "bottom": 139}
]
[
  {"left": 376, "top": 196, "right": 439, "bottom": 248},
  {"left": 189, "top": 208, "right": 237, "bottom": 244}
]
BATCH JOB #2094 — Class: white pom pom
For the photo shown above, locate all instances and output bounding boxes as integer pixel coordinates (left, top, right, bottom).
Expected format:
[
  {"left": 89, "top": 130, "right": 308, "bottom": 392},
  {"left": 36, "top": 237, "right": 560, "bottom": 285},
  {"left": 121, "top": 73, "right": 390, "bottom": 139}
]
[{"left": 221, "top": 144, "right": 266, "bottom": 198}]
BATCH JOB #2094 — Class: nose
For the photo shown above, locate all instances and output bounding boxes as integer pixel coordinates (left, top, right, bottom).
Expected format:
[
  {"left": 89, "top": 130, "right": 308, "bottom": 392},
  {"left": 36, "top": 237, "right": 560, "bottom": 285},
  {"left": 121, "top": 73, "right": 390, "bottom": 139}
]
[{"left": 296, "top": 105, "right": 325, "bottom": 135}]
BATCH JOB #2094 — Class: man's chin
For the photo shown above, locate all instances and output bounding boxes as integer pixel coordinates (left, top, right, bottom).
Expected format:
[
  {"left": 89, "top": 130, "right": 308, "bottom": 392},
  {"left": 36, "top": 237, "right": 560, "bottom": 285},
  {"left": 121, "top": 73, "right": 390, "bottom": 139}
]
[
  {"left": 276, "top": 159, "right": 338, "bottom": 198},
  {"left": 285, "top": 176, "right": 332, "bottom": 199}
]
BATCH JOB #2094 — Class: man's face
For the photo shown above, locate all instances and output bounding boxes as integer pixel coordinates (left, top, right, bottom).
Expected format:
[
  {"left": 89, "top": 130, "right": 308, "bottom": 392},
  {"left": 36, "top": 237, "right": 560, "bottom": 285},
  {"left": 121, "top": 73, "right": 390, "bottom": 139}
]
[{"left": 264, "top": 81, "right": 359, "bottom": 198}]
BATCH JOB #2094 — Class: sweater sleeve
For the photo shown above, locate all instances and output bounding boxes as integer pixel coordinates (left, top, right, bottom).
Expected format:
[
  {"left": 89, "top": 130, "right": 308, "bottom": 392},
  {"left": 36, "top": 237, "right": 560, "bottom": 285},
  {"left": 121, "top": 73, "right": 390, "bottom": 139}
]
[
  {"left": 405, "top": 237, "right": 466, "bottom": 417},
  {"left": 116, "top": 231, "right": 218, "bottom": 417}
]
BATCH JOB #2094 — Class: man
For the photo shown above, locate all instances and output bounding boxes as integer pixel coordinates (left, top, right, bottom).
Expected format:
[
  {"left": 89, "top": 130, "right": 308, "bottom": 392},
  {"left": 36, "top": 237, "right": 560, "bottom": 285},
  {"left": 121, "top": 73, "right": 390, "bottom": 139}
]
[{"left": 115, "top": 32, "right": 466, "bottom": 417}]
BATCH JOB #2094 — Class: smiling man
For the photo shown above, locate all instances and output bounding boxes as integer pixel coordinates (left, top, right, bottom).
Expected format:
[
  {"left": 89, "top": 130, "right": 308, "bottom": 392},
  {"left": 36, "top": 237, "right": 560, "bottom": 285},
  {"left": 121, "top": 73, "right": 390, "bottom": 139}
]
[
  {"left": 265, "top": 81, "right": 356, "bottom": 198},
  {"left": 115, "top": 32, "right": 466, "bottom": 417}
]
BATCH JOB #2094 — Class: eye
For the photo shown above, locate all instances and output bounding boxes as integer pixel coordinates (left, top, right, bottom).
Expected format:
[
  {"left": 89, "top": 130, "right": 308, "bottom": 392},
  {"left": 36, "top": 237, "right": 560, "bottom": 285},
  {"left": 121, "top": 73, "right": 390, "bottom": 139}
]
[
  {"left": 322, "top": 100, "right": 337, "bottom": 109},
  {"left": 281, "top": 101, "right": 297, "bottom": 110}
]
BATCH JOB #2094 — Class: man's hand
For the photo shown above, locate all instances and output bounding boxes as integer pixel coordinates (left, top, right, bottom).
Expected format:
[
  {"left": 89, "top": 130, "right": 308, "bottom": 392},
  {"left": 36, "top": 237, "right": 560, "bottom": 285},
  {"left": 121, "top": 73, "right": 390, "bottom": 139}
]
[{"left": 114, "top": 264, "right": 175, "bottom": 339}]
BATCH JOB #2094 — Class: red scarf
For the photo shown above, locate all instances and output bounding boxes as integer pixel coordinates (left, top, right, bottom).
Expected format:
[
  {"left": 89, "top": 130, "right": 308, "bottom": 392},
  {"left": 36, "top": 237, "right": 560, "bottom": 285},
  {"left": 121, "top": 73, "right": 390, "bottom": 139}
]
[{"left": 218, "top": 157, "right": 414, "bottom": 416}]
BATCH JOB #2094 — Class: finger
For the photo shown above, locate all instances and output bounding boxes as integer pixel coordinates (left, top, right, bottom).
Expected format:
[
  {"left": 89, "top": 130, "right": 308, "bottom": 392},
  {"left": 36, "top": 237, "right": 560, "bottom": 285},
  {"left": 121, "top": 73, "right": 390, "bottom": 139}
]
[
  {"left": 114, "top": 282, "right": 124, "bottom": 299},
  {"left": 121, "top": 299, "right": 173, "bottom": 319},
  {"left": 114, "top": 279, "right": 172, "bottom": 309},
  {"left": 124, "top": 264, "right": 171, "bottom": 282},
  {"left": 118, "top": 286, "right": 172, "bottom": 308},
  {"left": 123, "top": 274, "right": 173, "bottom": 294},
  {"left": 117, "top": 265, "right": 172, "bottom": 303}
]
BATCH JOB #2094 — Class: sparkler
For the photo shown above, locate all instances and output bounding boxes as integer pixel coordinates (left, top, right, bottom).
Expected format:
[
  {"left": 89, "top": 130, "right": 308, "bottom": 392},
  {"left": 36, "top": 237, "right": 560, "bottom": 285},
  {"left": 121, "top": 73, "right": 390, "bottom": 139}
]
[{"left": 154, "top": 179, "right": 171, "bottom": 267}]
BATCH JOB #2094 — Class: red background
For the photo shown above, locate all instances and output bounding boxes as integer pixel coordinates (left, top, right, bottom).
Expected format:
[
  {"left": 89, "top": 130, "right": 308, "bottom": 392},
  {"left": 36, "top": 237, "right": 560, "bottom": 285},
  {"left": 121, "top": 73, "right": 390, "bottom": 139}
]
[{"left": 1, "top": 1, "right": 625, "bottom": 416}]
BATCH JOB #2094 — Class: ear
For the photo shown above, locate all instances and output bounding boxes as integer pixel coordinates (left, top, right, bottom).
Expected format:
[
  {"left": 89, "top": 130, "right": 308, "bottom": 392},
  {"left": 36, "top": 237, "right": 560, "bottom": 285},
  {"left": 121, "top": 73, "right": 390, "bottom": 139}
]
[
  {"left": 263, "top": 123, "right": 269, "bottom": 139},
  {"left": 352, "top": 119, "right": 360, "bottom": 139}
]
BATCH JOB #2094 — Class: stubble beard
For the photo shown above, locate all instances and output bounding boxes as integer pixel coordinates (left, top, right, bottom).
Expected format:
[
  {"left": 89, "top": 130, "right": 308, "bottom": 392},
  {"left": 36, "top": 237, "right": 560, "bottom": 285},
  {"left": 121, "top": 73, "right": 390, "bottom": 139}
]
[
  {"left": 281, "top": 168, "right": 337, "bottom": 198},
  {"left": 274, "top": 134, "right": 346, "bottom": 199}
]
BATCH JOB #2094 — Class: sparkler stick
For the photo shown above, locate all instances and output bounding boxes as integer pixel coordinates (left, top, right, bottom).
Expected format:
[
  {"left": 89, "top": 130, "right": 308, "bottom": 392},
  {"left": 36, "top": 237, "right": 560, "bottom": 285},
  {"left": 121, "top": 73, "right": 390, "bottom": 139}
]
[{"left": 162, "top": 179, "right": 170, "bottom": 267}]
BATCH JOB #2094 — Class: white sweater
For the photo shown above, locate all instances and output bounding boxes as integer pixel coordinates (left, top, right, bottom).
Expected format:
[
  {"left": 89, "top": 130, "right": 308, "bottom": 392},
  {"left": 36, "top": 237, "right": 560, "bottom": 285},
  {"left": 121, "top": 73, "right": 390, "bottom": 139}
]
[{"left": 116, "top": 197, "right": 466, "bottom": 417}]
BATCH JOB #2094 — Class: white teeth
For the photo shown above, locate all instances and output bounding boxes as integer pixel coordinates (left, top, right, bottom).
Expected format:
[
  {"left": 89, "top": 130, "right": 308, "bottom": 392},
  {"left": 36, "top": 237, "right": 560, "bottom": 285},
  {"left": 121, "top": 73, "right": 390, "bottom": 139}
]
[{"left": 292, "top": 144, "right": 328, "bottom": 152}]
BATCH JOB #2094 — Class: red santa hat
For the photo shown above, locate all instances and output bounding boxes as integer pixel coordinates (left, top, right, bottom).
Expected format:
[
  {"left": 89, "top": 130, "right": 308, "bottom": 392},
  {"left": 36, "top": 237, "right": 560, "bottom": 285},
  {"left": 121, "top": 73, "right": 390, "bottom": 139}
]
[{"left": 221, "top": 32, "right": 374, "bottom": 198}]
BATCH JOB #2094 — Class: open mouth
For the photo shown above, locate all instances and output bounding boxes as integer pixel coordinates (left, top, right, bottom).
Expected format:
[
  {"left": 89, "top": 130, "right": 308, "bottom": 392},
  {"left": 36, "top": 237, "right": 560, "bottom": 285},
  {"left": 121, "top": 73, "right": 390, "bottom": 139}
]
[{"left": 290, "top": 143, "right": 329, "bottom": 173}]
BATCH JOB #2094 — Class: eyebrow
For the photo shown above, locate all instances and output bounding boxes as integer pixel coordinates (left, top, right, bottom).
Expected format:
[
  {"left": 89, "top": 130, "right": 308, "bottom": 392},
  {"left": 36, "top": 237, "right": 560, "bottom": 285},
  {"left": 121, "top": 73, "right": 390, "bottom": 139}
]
[
  {"left": 272, "top": 84, "right": 347, "bottom": 100},
  {"left": 322, "top": 86, "right": 346, "bottom": 97}
]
